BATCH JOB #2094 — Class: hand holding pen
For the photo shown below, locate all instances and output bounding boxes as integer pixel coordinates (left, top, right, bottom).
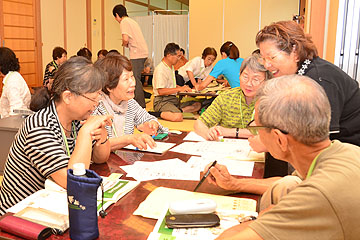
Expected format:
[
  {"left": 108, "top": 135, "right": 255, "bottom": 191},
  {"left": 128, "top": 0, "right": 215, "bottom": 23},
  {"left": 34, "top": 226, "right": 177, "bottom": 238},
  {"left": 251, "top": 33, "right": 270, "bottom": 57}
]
[
  {"left": 203, "top": 162, "right": 236, "bottom": 191},
  {"left": 194, "top": 160, "right": 217, "bottom": 192}
]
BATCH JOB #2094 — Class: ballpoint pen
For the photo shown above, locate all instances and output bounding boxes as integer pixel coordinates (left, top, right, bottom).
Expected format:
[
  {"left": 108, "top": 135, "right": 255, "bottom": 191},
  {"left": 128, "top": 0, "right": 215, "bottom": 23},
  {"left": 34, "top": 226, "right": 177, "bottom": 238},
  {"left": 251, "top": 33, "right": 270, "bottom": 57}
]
[{"left": 193, "top": 160, "right": 217, "bottom": 192}]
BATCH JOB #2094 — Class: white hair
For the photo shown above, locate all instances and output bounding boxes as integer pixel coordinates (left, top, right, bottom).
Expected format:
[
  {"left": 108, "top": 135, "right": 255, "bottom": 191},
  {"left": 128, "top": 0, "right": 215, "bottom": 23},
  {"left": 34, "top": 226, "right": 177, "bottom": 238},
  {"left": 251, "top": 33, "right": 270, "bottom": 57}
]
[{"left": 256, "top": 75, "right": 331, "bottom": 145}]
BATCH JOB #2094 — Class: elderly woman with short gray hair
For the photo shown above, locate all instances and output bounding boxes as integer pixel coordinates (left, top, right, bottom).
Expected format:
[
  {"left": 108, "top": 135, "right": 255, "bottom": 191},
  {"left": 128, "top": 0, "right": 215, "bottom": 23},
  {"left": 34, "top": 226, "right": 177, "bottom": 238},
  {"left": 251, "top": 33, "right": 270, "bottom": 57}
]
[{"left": 194, "top": 53, "right": 272, "bottom": 141}]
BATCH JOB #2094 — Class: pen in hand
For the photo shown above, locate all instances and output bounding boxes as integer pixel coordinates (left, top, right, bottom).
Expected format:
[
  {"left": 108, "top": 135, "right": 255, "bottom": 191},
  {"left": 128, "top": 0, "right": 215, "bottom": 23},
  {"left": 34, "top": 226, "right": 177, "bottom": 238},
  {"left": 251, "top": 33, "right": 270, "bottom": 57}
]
[{"left": 193, "top": 160, "right": 217, "bottom": 192}]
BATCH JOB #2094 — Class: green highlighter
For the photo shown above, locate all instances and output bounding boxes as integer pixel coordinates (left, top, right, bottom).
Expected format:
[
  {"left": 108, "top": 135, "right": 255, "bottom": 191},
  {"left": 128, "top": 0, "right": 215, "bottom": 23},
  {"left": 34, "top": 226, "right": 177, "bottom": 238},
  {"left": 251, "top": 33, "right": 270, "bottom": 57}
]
[{"left": 153, "top": 133, "right": 168, "bottom": 140}]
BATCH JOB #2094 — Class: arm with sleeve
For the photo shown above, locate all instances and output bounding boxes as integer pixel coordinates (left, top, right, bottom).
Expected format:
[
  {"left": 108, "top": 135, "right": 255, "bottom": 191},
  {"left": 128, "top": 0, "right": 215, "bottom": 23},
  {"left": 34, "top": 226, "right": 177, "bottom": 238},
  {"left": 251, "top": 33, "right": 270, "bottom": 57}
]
[
  {"left": 250, "top": 184, "right": 343, "bottom": 240},
  {"left": 199, "top": 94, "right": 224, "bottom": 128}
]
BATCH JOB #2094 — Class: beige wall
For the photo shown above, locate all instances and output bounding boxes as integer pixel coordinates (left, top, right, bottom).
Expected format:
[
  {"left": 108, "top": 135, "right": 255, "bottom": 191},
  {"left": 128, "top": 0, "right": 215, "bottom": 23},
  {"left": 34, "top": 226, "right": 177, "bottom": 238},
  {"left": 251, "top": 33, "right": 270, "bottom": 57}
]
[
  {"left": 91, "top": 0, "right": 102, "bottom": 57},
  {"left": 224, "top": 0, "right": 260, "bottom": 58},
  {"left": 189, "top": 0, "right": 299, "bottom": 60},
  {"left": 66, "top": 0, "right": 87, "bottom": 58},
  {"left": 189, "top": 0, "right": 223, "bottom": 60},
  {"left": 104, "top": 0, "right": 123, "bottom": 54},
  {"left": 260, "top": 0, "right": 299, "bottom": 28},
  {"left": 40, "top": 0, "right": 64, "bottom": 75}
]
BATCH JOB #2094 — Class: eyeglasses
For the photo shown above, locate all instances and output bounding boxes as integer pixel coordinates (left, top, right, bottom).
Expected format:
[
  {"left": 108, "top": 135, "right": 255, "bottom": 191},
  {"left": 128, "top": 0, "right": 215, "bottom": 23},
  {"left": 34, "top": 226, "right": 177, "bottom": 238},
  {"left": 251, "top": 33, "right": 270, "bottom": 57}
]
[
  {"left": 246, "top": 119, "right": 289, "bottom": 135},
  {"left": 258, "top": 47, "right": 287, "bottom": 65},
  {"left": 241, "top": 75, "right": 265, "bottom": 86},
  {"left": 73, "top": 91, "right": 101, "bottom": 104}
]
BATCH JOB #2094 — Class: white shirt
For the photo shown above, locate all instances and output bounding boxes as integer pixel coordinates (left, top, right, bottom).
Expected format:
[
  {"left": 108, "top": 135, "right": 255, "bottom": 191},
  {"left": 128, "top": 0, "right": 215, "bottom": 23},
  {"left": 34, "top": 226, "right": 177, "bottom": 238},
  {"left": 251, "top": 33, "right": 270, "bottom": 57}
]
[
  {"left": 120, "top": 17, "right": 148, "bottom": 59},
  {"left": 178, "top": 56, "right": 214, "bottom": 82},
  {"left": 152, "top": 61, "right": 176, "bottom": 97},
  {"left": 0, "top": 71, "right": 31, "bottom": 118}
]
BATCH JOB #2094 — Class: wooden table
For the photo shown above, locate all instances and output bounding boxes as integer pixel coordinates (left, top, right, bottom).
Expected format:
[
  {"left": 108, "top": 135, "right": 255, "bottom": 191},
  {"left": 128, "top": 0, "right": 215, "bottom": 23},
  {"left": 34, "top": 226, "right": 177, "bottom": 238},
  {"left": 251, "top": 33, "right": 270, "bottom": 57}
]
[{"left": 0, "top": 132, "right": 264, "bottom": 240}]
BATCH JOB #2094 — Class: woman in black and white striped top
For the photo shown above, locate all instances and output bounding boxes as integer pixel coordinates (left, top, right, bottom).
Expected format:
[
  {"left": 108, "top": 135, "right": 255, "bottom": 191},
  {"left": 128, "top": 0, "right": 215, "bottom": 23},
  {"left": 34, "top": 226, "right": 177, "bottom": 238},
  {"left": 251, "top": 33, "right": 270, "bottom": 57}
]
[
  {"left": 93, "top": 54, "right": 167, "bottom": 152},
  {"left": 0, "top": 57, "right": 112, "bottom": 215}
]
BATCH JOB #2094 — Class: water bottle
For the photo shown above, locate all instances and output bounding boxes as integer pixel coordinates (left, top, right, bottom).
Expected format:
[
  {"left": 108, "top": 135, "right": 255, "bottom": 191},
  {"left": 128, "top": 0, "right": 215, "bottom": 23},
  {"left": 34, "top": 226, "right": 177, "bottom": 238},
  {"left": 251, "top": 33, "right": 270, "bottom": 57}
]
[
  {"left": 72, "top": 163, "right": 87, "bottom": 178},
  {"left": 67, "top": 163, "right": 102, "bottom": 240}
]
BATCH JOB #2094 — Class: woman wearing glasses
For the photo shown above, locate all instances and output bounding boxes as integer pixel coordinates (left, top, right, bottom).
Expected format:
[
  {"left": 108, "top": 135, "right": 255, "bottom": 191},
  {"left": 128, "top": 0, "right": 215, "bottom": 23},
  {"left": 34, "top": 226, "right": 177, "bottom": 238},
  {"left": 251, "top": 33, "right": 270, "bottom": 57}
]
[
  {"left": 255, "top": 20, "right": 360, "bottom": 146},
  {"left": 0, "top": 57, "right": 112, "bottom": 215},
  {"left": 93, "top": 54, "right": 167, "bottom": 151},
  {"left": 197, "top": 41, "right": 244, "bottom": 91},
  {"left": 194, "top": 54, "right": 272, "bottom": 141}
]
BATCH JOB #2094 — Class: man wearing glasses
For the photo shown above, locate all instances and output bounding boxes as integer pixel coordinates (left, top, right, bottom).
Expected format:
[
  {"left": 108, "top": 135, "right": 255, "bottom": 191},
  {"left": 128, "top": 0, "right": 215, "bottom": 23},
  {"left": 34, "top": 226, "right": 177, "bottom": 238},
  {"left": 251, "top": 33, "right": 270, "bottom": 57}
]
[{"left": 211, "top": 75, "right": 360, "bottom": 239}]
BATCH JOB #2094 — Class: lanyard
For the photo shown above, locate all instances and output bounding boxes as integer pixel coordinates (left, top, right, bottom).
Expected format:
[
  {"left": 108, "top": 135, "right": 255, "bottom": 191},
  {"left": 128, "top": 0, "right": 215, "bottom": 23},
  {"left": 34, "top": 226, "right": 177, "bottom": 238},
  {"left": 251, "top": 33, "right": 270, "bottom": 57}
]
[
  {"left": 60, "top": 122, "right": 77, "bottom": 157},
  {"left": 2, "top": 71, "right": 14, "bottom": 85},
  {"left": 306, "top": 142, "right": 332, "bottom": 179},
  {"left": 100, "top": 101, "right": 124, "bottom": 138},
  {"left": 162, "top": 61, "right": 176, "bottom": 87},
  {"left": 239, "top": 92, "right": 255, "bottom": 129},
  {"left": 52, "top": 61, "right": 58, "bottom": 70}
]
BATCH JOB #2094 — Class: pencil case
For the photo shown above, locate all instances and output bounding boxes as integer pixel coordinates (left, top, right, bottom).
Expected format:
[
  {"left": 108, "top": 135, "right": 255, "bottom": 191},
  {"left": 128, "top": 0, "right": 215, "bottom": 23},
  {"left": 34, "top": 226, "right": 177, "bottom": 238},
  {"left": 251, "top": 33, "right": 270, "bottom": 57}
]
[{"left": 0, "top": 215, "right": 52, "bottom": 240}]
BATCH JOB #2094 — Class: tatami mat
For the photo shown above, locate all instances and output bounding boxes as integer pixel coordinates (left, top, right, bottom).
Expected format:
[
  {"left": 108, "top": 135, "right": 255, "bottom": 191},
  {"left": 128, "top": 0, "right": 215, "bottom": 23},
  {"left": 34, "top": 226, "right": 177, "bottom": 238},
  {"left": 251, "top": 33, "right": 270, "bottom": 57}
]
[{"left": 144, "top": 86, "right": 197, "bottom": 132}]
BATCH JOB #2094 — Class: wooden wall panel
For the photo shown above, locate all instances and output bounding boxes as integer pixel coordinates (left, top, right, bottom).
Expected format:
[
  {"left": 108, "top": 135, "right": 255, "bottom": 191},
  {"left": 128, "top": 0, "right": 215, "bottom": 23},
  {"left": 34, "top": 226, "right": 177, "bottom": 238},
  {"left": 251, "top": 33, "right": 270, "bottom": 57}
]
[
  {"left": 4, "top": 26, "right": 34, "bottom": 39},
  {"left": 3, "top": 1, "right": 33, "bottom": 15},
  {"left": 21, "top": 73, "right": 36, "bottom": 85},
  {"left": 14, "top": 51, "right": 35, "bottom": 62},
  {"left": 20, "top": 62, "right": 36, "bottom": 74},
  {"left": 5, "top": 39, "right": 35, "bottom": 51},
  {"left": 3, "top": 14, "right": 34, "bottom": 27}
]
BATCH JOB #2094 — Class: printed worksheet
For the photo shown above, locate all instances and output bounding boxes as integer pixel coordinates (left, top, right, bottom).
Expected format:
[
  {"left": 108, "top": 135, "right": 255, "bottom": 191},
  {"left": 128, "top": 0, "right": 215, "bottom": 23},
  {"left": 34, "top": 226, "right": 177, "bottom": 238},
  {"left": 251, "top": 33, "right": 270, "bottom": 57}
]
[{"left": 123, "top": 142, "right": 176, "bottom": 154}]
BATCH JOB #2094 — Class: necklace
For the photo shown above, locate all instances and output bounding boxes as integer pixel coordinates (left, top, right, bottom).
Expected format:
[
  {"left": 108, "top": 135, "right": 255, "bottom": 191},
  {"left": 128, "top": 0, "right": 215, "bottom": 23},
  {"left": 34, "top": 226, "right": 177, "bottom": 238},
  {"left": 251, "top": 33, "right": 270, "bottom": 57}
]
[
  {"left": 60, "top": 122, "right": 72, "bottom": 132},
  {"left": 297, "top": 59, "right": 311, "bottom": 75}
]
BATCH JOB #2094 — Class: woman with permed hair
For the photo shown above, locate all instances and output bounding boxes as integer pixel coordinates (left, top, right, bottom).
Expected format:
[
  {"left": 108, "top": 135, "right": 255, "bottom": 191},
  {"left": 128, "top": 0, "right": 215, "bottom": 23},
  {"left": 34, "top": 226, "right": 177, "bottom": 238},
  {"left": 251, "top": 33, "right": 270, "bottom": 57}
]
[{"left": 0, "top": 47, "right": 31, "bottom": 118}]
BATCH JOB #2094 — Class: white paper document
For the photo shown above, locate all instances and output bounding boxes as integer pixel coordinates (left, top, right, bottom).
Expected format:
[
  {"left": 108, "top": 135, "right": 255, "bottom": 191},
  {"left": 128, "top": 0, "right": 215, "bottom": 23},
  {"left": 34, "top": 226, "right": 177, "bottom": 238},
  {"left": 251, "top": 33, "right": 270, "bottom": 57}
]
[
  {"left": 169, "top": 140, "right": 258, "bottom": 159},
  {"left": 186, "top": 156, "right": 255, "bottom": 177},
  {"left": 182, "top": 131, "right": 207, "bottom": 141},
  {"left": 123, "top": 141, "right": 176, "bottom": 154},
  {"left": 120, "top": 158, "right": 200, "bottom": 181}
]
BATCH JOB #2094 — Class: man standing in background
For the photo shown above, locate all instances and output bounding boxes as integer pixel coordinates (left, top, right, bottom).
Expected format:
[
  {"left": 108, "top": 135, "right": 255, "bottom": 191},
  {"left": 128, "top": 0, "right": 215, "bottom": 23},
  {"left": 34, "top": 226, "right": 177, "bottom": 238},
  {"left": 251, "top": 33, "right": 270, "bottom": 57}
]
[{"left": 113, "top": 4, "right": 148, "bottom": 108}]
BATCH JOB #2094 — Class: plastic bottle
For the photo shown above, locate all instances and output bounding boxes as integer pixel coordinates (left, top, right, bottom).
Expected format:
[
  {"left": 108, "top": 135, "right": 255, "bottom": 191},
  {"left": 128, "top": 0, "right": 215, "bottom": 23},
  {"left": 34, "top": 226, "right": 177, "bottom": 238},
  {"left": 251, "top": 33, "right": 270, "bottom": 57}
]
[{"left": 72, "top": 163, "right": 87, "bottom": 178}]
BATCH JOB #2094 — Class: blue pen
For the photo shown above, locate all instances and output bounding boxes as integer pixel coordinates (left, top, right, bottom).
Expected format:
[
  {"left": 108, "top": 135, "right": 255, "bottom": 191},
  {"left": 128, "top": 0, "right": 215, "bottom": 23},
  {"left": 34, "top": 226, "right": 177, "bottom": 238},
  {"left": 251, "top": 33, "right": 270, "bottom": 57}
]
[{"left": 135, "top": 134, "right": 156, "bottom": 150}]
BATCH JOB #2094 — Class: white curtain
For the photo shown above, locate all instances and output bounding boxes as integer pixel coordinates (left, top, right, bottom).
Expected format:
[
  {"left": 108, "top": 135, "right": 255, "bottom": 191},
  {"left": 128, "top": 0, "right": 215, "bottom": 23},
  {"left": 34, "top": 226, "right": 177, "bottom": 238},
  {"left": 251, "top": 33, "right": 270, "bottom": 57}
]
[{"left": 130, "top": 14, "right": 188, "bottom": 67}]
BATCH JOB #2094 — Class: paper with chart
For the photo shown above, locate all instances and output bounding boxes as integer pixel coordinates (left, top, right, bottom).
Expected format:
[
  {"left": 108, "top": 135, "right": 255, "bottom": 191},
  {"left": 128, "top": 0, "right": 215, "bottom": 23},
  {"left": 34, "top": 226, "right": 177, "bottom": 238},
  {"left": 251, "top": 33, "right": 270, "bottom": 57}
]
[
  {"left": 169, "top": 139, "right": 264, "bottom": 161},
  {"left": 120, "top": 158, "right": 200, "bottom": 181},
  {"left": 123, "top": 141, "right": 176, "bottom": 154}
]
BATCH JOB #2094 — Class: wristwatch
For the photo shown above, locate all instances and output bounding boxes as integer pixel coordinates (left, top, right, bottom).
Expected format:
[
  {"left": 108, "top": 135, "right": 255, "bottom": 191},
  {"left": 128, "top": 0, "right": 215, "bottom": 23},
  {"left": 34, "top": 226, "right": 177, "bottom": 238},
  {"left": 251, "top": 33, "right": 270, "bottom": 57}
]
[{"left": 236, "top": 128, "right": 239, "bottom": 138}]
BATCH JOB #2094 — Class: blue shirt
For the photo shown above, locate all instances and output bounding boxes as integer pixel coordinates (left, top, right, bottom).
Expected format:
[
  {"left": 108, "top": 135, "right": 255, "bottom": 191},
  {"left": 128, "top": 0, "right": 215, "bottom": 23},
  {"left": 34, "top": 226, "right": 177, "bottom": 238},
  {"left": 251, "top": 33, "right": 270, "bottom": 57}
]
[{"left": 209, "top": 57, "right": 244, "bottom": 88}]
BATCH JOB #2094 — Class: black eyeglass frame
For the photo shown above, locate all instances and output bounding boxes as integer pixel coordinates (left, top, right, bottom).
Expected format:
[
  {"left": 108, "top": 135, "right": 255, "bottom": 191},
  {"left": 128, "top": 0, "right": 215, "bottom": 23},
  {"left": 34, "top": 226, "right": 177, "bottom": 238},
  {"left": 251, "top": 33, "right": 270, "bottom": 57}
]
[{"left": 246, "top": 119, "right": 289, "bottom": 136}]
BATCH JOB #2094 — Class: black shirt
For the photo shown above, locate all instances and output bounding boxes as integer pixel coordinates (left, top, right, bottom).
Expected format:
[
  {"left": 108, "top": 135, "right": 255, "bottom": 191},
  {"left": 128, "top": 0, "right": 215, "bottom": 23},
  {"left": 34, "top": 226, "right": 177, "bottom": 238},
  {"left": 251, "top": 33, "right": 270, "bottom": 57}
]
[{"left": 302, "top": 57, "right": 360, "bottom": 146}]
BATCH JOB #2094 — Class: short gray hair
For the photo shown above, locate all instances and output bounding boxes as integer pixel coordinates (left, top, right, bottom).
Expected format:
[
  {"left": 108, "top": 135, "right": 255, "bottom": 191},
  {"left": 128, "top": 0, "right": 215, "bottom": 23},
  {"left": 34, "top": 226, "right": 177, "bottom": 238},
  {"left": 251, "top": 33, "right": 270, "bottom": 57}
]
[
  {"left": 256, "top": 75, "right": 330, "bottom": 145},
  {"left": 240, "top": 53, "right": 272, "bottom": 80}
]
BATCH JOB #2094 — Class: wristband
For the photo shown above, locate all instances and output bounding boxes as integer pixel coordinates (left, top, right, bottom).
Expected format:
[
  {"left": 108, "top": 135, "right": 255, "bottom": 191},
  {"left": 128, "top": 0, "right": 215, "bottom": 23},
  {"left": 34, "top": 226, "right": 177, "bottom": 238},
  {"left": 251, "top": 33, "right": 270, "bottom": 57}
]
[
  {"left": 100, "top": 136, "right": 109, "bottom": 145},
  {"left": 236, "top": 128, "right": 239, "bottom": 138}
]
